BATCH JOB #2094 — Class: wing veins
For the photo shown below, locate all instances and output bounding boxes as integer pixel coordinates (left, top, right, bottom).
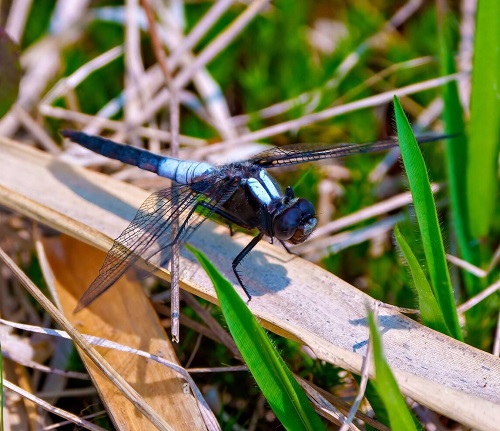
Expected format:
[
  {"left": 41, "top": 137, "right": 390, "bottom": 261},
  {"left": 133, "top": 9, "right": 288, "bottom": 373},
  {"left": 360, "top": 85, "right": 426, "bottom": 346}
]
[
  {"left": 76, "top": 176, "right": 235, "bottom": 310},
  {"left": 248, "top": 138, "right": 402, "bottom": 168}
]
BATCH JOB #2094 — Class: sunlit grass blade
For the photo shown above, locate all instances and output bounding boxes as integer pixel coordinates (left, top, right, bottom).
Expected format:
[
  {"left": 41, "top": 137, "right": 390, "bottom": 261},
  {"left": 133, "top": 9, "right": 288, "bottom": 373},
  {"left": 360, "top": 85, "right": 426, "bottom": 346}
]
[
  {"left": 394, "top": 226, "right": 451, "bottom": 336},
  {"left": 436, "top": 2, "right": 489, "bottom": 347},
  {"left": 436, "top": 4, "right": 481, "bottom": 285},
  {"left": 186, "top": 244, "right": 325, "bottom": 431},
  {"left": 368, "top": 312, "right": 419, "bottom": 431},
  {"left": 467, "top": 0, "right": 500, "bottom": 239},
  {"left": 393, "top": 95, "right": 462, "bottom": 340}
]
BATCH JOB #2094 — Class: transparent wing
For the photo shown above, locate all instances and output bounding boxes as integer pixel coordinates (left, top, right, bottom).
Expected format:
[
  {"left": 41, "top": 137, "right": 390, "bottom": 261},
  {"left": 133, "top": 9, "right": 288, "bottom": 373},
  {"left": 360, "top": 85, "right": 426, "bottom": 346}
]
[
  {"left": 246, "top": 134, "right": 445, "bottom": 168},
  {"left": 76, "top": 176, "right": 237, "bottom": 311}
]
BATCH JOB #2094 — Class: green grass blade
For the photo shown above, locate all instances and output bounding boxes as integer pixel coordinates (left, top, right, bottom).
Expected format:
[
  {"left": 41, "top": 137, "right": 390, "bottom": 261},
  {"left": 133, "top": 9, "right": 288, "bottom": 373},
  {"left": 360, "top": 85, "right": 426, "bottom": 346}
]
[
  {"left": 467, "top": 0, "right": 500, "bottom": 238},
  {"left": 186, "top": 245, "right": 325, "bottom": 431},
  {"left": 394, "top": 226, "right": 452, "bottom": 336},
  {"left": 436, "top": 4, "right": 490, "bottom": 347},
  {"left": 436, "top": 6, "right": 481, "bottom": 278},
  {"left": 393, "top": 96, "right": 462, "bottom": 340},
  {"left": 368, "top": 312, "right": 419, "bottom": 431}
]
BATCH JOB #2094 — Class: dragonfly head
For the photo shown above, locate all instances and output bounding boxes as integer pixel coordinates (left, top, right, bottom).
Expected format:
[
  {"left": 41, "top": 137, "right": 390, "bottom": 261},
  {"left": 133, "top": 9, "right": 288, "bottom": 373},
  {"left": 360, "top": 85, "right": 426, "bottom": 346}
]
[{"left": 273, "top": 197, "right": 317, "bottom": 244}]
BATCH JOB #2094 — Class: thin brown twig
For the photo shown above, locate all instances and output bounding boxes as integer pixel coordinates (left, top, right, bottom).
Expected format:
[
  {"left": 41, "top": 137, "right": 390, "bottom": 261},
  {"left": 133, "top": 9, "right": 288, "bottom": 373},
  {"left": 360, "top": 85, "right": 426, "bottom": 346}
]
[
  {"left": 5, "top": 0, "right": 31, "bottom": 42},
  {"left": 43, "top": 410, "right": 108, "bottom": 430},
  {"left": 140, "top": 0, "right": 173, "bottom": 85},
  {"left": 3, "top": 379, "right": 107, "bottom": 431},
  {"left": 457, "top": 279, "right": 500, "bottom": 315},
  {"left": 169, "top": 0, "right": 236, "bottom": 69},
  {"left": 1, "top": 352, "right": 90, "bottom": 380},
  {"left": 338, "top": 301, "right": 377, "bottom": 431},
  {"left": 446, "top": 253, "right": 487, "bottom": 278},
  {"left": 458, "top": 0, "right": 476, "bottom": 113},
  {"left": 296, "top": 377, "right": 353, "bottom": 428},
  {"left": 140, "top": 0, "right": 182, "bottom": 342},
  {"left": 298, "top": 378, "right": 390, "bottom": 431},
  {"left": 186, "top": 365, "right": 248, "bottom": 373}
]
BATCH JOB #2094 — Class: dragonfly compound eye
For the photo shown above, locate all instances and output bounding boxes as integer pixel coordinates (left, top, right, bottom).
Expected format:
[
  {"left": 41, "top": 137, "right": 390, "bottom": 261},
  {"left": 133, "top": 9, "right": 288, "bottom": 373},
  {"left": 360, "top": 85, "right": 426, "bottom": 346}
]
[
  {"left": 274, "top": 207, "right": 301, "bottom": 240},
  {"left": 296, "top": 198, "right": 315, "bottom": 219},
  {"left": 288, "top": 198, "right": 317, "bottom": 244}
]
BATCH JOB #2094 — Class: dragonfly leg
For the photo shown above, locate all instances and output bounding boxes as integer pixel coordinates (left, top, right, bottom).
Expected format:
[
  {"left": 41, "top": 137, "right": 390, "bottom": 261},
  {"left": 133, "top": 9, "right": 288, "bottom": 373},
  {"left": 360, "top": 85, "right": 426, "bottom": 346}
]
[
  {"left": 279, "top": 240, "right": 296, "bottom": 256},
  {"left": 199, "top": 201, "right": 249, "bottom": 226},
  {"left": 197, "top": 201, "right": 253, "bottom": 237},
  {"left": 232, "top": 232, "right": 265, "bottom": 301}
]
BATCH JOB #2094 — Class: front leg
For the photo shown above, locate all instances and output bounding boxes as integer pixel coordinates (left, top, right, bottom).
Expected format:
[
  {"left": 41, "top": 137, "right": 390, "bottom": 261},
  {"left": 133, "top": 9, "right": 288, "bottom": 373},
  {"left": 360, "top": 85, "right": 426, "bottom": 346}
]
[
  {"left": 278, "top": 240, "right": 296, "bottom": 255},
  {"left": 232, "top": 232, "right": 265, "bottom": 301}
]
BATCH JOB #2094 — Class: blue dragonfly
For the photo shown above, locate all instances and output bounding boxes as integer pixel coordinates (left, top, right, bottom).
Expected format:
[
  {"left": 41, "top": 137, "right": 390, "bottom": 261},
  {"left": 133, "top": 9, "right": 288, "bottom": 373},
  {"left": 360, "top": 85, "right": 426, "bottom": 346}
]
[{"left": 62, "top": 130, "right": 444, "bottom": 310}]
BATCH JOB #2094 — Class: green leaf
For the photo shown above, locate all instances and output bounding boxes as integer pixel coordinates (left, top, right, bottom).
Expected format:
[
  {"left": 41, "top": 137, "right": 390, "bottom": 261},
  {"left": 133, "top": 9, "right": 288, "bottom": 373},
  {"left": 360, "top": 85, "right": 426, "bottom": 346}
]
[
  {"left": 394, "top": 225, "right": 451, "bottom": 336},
  {"left": 393, "top": 95, "right": 462, "bottom": 340},
  {"left": 436, "top": 5, "right": 488, "bottom": 346},
  {"left": 436, "top": 6, "right": 480, "bottom": 279},
  {"left": 186, "top": 244, "right": 324, "bottom": 431},
  {"left": 369, "top": 312, "right": 419, "bottom": 431},
  {"left": 467, "top": 0, "right": 500, "bottom": 238},
  {"left": 0, "top": 29, "right": 21, "bottom": 119}
]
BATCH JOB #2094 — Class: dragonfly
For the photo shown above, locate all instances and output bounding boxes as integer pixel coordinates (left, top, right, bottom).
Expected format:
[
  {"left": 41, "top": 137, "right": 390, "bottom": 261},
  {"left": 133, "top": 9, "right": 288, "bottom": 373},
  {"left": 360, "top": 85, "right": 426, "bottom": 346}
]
[{"left": 62, "top": 130, "right": 443, "bottom": 310}]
